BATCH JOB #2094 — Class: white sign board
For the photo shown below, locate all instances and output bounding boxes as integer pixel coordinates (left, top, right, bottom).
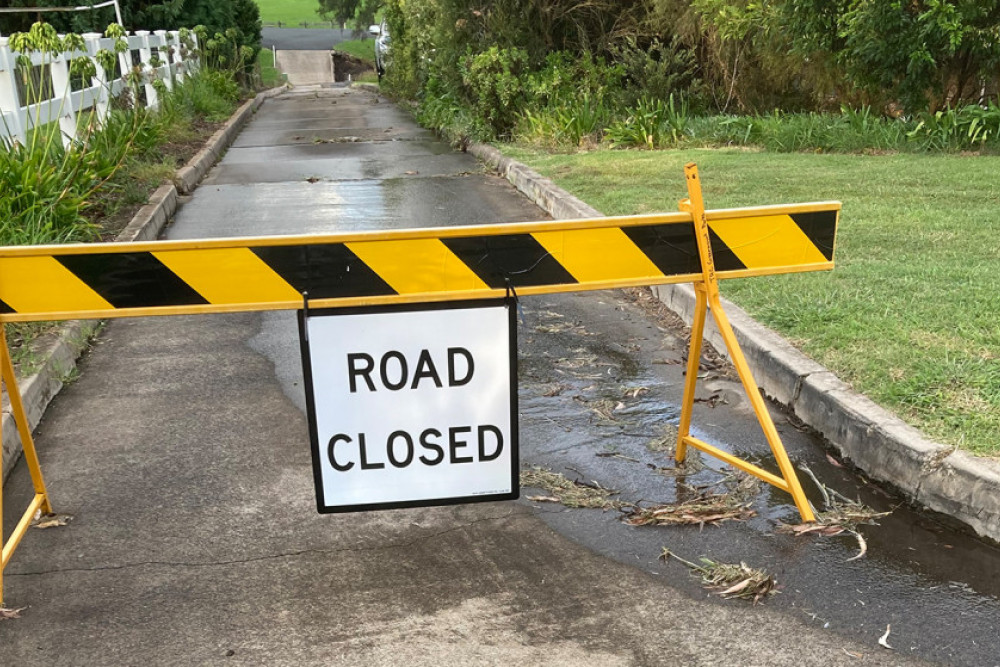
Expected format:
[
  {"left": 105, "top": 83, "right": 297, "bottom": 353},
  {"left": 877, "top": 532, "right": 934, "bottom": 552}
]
[{"left": 299, "top": 299, "right": 519, "bottom": 513}]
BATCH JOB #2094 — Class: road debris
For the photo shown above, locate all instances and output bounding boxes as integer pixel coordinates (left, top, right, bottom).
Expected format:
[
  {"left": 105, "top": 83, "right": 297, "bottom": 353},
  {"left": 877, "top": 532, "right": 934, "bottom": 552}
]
[
  {"left": 575, "top": 397, "right": 623, "bottom": 423},
  {"left": 595, "top": 452, "right": 640, "bottom": 463},
  {"left": 0, "top": 606, "right": 26, "bottom": 620},
  {"left": 623, "top": 490, "right": 756, "bottom": 527},
  {"left": 878, "top": 625, "right": 893, "bottom": 650},
  {"left": 30, "top": 512, "right": 73, "bottom": 530},
  {"left": 622, "top": 386, "right": 649, "bottom": 399},
  {"left": 777, "top": 465, "right": 890, "bottom": 561},
  {"left": 520, "top": 467, "right": 621, "bottom": 509},
  {"left": 646, "top": 423, "right": 680, "bottom": 453},
  {"left": 661, "top": 548, "right": 778, "bottom": 603}
]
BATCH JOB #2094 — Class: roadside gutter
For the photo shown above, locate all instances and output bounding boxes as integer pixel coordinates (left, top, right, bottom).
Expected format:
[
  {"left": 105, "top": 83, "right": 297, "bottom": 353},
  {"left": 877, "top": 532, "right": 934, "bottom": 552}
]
[{"left": 469, "top": 142, "right": 1000, "bottom": 544}]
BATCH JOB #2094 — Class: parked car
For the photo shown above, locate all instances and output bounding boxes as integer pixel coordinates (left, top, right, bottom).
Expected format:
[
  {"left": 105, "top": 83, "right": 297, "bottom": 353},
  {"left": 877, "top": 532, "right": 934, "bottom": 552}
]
[{"left": 368, "top": 20, "right": 390, "bottom": 81}]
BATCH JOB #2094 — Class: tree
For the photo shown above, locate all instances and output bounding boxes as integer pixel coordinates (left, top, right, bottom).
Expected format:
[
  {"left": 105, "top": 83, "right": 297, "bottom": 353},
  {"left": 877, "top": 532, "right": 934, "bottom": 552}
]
[
  {"left": 0, "top": 0, "right": 261, "bottom": 56},
  {"left": 782, "top": 0, "right": 1000, "bottom": 111},
  {"left": 317, "top": 0, "right": 379, "bottom": 29}
]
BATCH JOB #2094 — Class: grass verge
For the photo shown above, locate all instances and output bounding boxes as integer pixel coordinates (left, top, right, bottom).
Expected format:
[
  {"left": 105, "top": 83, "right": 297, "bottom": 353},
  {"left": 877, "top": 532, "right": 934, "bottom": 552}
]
[
  {"left": 254, "top": 0, "right": 323, "bottom": 25},
  {"left": 501, "top": 145, "right": 1000, "bottom": 456},
  {"left": 334, "top": 38, "right": 375, "bottom": 65},
  {"left": 257, "top": 48, "right": 284, "bottom": 88}
]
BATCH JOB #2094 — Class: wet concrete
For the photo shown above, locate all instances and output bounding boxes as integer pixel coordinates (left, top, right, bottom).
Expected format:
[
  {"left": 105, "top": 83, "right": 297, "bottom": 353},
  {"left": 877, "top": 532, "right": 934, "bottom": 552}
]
[
  {"left": 277, "top": 51, "right": 334, "bottom": 86},
  {"left": 1, "top": 85, "right": 996, "bottom": 665},
  {"left": 512, "top": 290, "right": 1000, "bottom": 666}
]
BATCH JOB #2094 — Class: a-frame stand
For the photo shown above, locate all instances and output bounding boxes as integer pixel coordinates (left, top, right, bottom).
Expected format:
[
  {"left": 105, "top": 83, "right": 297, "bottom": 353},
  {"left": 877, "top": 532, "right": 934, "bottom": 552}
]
[
  {"left": 1, "top": 325, "right": 54, "bottom": 606},
  {"left": 675, "top": 163, "right": 816, "bottom": 522}
]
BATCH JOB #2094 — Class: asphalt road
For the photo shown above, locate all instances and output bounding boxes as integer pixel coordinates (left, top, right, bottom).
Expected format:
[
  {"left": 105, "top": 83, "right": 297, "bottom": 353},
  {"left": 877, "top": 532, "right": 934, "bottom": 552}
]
[
  {"left": 261, "top": 27, "right": 356, "bottom": 51},
  {"left": 1, "top": 85, "right": 998, "bottom": 665}
]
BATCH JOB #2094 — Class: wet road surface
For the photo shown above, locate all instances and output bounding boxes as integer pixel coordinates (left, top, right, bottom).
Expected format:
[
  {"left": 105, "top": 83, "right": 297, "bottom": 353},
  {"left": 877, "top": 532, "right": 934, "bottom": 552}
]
[{"left": 1, "top": 85, "right": 997, "bottom": 665}]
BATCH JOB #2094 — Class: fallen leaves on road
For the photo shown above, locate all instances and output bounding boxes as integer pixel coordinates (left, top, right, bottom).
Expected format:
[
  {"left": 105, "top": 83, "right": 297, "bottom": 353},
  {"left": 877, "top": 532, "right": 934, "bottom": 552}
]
[
  {"left": 694, "top": 392, "right": 728, "bottom": 408},
  {"left": 878, "top": 625, "right": 893, "bottom": 650},
  {"left": 661, "top": 549, "right": 778, "bottom": 604},
  {"left": 575, "top": 397, "right": 623, "bottom": 423},
  {"left": 623, "top": 493, "right": 756, "bottom": 527},
  {"left": 0, "top": 607, "right": 26, "bottom": 621},
  {"left": 31, "top": 512, "right": 73, "bottom": 530},
  {"left": 777, "top": 465, "right": 891, "bottom": 561},
  {"left": 520, "top": 468, "right": 621, "bottom": 509},
  {"left": 622, "top": 386, "right": 649, "bottom": 399}
]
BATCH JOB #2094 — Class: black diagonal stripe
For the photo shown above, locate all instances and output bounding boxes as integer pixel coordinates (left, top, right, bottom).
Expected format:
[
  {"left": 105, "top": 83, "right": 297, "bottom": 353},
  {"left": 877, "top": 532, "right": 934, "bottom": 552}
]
[
  {"left": 708, "top": 228, "right": 747, "bottom": 272},
  {"left": 252, "top": 244, "right": 395, "bottom": 299},
  {"left": 791, "top": 210, "right": 837, "bottom": 261},
  {"left": 442, "top": 234, "right": 577, "bottom": 289},
  {"left": 56, "top": 253, "right": 208, "bottom": 309},
  {"left": 0, "top": 298, "right": 13, "bottom": 314},
  {"left": 623, "top": 224, "right": 702, "bottom": 277}
]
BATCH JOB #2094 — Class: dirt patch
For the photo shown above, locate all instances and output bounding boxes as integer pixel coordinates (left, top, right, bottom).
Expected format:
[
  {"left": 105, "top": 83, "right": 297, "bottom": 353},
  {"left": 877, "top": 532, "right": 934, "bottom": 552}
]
[{"left": 332, "top": 51, "right": 374, "bottom": 82}]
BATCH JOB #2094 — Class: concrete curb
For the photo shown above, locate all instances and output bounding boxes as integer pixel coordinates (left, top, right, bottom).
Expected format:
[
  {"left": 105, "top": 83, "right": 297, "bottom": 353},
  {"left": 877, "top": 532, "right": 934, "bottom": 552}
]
[
  {"left": 2, "top": 84, "right": 290, "bottom": 482},
  {"left": 470, "top": 142, "right": 1000, "bottom": 543}
]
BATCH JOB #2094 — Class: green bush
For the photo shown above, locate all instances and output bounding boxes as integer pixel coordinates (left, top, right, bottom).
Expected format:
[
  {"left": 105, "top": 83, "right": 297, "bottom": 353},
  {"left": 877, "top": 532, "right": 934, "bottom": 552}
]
[
  {"left": 609, "top": 37, "right": 704, "bottom": 109},
  {"left": 606, "top": 95, "right": 692, "bottom": 149},
  {"left": 459, "top": 47, "right": 531, "bottom": 138}
]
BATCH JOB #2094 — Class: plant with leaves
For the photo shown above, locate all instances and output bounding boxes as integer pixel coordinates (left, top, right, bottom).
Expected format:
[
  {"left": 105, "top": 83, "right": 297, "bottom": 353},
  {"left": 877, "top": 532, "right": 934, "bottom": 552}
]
[
  {"left": 316, "top": 0, "right": 379, "bottom": 30},
  {"left": 780, "top": 0, "right": 1000, "bottom": 112}
]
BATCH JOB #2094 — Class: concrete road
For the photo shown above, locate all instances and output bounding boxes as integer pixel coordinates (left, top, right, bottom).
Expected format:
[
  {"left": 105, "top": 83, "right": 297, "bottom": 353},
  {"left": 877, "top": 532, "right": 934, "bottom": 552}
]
[
  {"left": 275, "top": 51, "right": 335, "bottom": 86},
  {"left": 1, "top": 86, "right": 996, "bottom": 665}
]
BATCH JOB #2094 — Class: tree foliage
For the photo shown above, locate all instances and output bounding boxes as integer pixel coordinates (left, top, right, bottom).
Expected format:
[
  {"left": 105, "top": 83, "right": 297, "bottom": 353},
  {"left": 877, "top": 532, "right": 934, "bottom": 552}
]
[
  {"left": 0, "top": 0, "right": 261, "bottom": 57},
  {"left": 379, "top": 0, "right": 998, "bottom": 118},
  {"left": 316, "top": 0, "right": 379, "bottom": 29},
  {"left": 781, "top": 0, "right": 1000, "bottom": 112}
]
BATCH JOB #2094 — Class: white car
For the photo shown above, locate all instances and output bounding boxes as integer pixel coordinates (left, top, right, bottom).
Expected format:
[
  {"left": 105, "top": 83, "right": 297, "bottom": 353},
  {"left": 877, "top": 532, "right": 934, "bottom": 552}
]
[{"left": 368, "top": 20, "right": 390, "bottom": 81}]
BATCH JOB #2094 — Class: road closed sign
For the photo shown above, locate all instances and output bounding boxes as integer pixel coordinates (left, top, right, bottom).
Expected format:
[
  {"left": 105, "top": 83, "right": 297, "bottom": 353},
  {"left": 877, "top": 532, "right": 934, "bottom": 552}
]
[{"left": 298, "top": 299, "right": 519, "bottom": 513}]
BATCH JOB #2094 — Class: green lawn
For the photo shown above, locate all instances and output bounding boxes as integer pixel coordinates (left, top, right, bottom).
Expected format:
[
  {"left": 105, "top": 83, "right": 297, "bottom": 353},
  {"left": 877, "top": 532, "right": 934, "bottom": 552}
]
[
  {"left": 334, "top": 38, "right": 375, "bottom": 65},
  {"left": 502, "top": 146, "right": 1000, "bottom": 456},
  {"left": 256, "top": 48, "right": 283, "bottom": 87},
  {"left": 254, "top": 0, "right": 323, "bottom": 25}
]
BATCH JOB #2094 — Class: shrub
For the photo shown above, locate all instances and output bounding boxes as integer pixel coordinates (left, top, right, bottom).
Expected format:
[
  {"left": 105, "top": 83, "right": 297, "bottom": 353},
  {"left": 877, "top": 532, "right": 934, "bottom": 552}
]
[{"left": 459, "top": 46, "right": 531, "bottom": 138}]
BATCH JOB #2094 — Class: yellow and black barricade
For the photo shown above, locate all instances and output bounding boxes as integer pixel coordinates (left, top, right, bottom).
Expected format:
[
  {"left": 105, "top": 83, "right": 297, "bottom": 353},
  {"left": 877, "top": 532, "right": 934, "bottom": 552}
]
[{"left": 1, "top": 164, "right": 839, "bottom": 604}]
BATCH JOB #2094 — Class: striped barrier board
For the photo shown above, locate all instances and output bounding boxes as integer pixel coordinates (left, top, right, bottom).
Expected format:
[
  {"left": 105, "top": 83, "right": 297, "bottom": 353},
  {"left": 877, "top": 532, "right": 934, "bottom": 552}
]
[{"left": 0, "top": 202, "right": 838, "bottom": 322}]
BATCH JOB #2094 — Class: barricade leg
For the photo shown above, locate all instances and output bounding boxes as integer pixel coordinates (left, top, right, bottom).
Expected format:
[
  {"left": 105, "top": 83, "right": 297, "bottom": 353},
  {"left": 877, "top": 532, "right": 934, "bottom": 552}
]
[
  {"left": 1, "top": 326, "right": 54, "bottom": 606},
  {"left": 675, "top": 284, "right": 708, "bottom": 464},
  {"left": 676, "top": 163, "right": 816, "bottom": 523}
]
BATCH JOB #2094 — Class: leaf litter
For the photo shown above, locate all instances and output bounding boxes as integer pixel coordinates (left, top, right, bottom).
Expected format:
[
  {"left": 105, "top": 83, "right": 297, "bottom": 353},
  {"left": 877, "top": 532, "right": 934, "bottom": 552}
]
[
  {"left": 30, "top": 512, "right": 73, "bottom": 529},
  {"left": 622, "top": 473, "right": 760, "bottom": 527},
  {"left": 661, "top": 548, "right": 778, "bottom": 604},
  {"left": 0, "top": 606, "right": 27, "bottom": 620},
  {"left": 520, "top": 467, "right": 621, "bottom": 509},
  {"left": 776, "top": 465, "right": 891, "bottom": 561}
]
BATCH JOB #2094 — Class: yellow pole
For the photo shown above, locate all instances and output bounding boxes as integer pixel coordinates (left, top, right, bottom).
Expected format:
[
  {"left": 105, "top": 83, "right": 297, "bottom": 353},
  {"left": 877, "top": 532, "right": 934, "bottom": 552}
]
[
  {"left": 678, "top": 163, "right": 816, "bottom": 523},
  {"left": 1, "top": 335, "right": 4, "bottom": 606},
  {"left": 675, "top": 283, "right": 707, "bottom": 463},
  {"left": 0, "top": 326, "right": 55, "bottom": 605},
  {"left": 0, "top": 327, "right": 52, "bottom": 512}
]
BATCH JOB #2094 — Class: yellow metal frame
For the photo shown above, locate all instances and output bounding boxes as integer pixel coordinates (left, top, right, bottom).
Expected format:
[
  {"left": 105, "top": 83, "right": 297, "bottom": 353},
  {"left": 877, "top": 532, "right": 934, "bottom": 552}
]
[
  {"left": 0, "top": 201, "right": 839, "bottom": 324},
  {"left": 675, "top": 164, "right": 815, "bottom": 522},
  {"left": 1, "top": 326, "right": 54, "bottom": 605},
  {"left": 0, "top": 163, "right": 829, "bottom": 605}
]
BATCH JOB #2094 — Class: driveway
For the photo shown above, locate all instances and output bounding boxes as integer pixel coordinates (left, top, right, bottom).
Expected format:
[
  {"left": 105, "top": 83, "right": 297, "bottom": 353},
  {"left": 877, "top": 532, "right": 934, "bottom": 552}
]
[{"left": 0, "top": 85, "right": 993, "bottom": 665}]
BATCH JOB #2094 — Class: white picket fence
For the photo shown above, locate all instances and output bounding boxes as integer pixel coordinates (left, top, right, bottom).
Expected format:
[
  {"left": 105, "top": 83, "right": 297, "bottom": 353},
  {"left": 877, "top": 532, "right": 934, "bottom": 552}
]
[{"left": 0, "top": 29, "right": 199, "bottom": 147}]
